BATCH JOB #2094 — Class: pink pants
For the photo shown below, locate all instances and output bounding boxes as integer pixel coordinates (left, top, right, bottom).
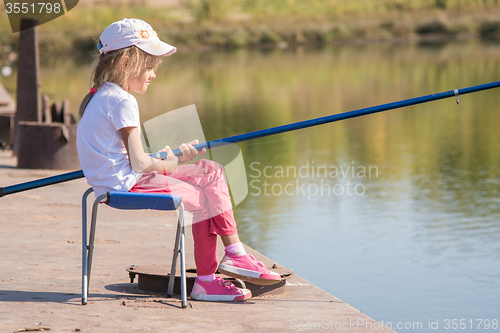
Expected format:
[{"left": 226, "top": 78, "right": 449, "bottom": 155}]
[{"left": 129, "top": 159, "right": 237, "bottom": 275}]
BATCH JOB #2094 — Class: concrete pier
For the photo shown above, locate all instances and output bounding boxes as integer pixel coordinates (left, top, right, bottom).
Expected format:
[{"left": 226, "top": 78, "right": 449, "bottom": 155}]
[{"left": 0, "top": 150, "right": 395, "bottom": 333}]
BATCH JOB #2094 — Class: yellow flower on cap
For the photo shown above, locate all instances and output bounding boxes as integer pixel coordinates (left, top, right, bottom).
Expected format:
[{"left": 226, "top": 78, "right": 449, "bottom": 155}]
[{"left": 140, "top": 30, "right": 150, "bottom": 39}]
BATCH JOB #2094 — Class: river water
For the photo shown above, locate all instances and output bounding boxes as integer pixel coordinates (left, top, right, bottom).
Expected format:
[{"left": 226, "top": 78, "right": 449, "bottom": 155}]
[{"left": 2, "top": 38, "right": 500, "bottom": 331}]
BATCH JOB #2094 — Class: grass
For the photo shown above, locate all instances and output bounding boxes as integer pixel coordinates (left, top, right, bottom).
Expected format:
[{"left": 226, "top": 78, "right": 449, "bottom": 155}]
[{"left": 1, "top": 0, "right": 500, "bottom": 54}]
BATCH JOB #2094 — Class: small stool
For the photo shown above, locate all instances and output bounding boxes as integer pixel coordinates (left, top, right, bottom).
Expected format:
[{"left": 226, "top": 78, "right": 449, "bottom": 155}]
[{"left": 81, "top": 188, "right": 187, "bottom": 307}]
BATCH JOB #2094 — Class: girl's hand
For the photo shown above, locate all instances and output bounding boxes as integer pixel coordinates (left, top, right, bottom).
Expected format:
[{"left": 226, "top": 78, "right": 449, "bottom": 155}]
[
  {"left": 178, "top": 139, "right": 206, "bottom": 163},
  {"left": 162, "top": 145, "right": 179, "bottom": 164}
]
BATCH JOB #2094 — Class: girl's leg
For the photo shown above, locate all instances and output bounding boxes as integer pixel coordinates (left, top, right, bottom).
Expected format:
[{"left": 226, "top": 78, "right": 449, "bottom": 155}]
[
  {"left": 166, "top": 159, "right": 235, "bottom": 229},
  {"left": 130, "top": 165, "right": 251, "bottom": 302},
  {"left": 221, "top": 233, "right": 240, "bottom": 247},
  {"left": 130, "top": 159, "right": 280, "bottom": 285},
  {"left": 130, "top": 168, "right": 220, "bottom": 276},
  {"left": 165, "top": 159, "right": 243, "bottom": 274},
  {"left": 168, "top": 160, "right": 281, "bottom": 285},
  {"left": 130, "top": 160, "right": 238, "bottom": 274}
]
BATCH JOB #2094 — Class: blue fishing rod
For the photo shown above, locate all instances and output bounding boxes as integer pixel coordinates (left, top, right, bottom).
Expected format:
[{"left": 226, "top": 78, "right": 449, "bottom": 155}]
[{"left": 1, "top": 80, "right": 500, "bottom": 198}]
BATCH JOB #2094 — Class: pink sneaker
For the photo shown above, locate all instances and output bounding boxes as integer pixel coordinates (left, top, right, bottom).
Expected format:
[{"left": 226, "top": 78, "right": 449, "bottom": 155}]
[
  {"left": 218, "top": 252, "right": 282, "bottom": 285},
  {"left": 190, "top": 276, "right": 251, "bottom": 302}
]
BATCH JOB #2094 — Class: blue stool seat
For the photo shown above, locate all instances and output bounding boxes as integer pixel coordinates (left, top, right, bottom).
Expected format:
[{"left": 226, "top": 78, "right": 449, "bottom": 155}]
[
  {"left": 105, "top": 191, "right": 182, "bottom": 211},
  {"left": 81, "top": 188, "right": 187, "bottom": 307}
]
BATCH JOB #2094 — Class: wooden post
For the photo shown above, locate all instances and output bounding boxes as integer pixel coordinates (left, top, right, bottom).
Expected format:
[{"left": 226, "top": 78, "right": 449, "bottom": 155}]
[
  {"left": 14, "top": 18, "right": 80, "bottom": 170},
  {"left": 14, "top": 18, "right": 41, "bottom": 153}
]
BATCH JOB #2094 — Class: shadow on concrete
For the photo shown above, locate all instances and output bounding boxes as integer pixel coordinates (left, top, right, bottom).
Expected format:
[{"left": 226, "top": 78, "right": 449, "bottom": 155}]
[
  {"left": 0, "top": 290, "right": 81, "bottom": 304},
  {"left": 0, "top": 289, "right": 132, "bottom": 305},
  {"left": 105, "top": 282, "right": 163, "bottom": 295},
  {"left": 105, "top": 283, "right": 190, "bottom": 309}
]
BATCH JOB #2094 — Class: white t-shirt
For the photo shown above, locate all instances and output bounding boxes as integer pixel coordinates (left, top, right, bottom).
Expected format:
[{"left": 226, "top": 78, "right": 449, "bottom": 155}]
[{"left": 76, "top": 82, "right": 142, "bottom": 197}]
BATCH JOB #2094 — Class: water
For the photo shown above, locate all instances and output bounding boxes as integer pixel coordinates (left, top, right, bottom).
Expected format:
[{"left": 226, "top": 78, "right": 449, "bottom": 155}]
[{"left": 2, "top": 39, "right": 500, "bottom": 331}]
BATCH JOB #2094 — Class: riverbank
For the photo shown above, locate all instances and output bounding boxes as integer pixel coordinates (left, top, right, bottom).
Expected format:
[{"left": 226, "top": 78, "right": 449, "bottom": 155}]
[
  {"left": 1, "top": 0, "right": 500, "bottom": 55},
  {"left": 0, "top": 149, "right": 395, "bottom": 332}
]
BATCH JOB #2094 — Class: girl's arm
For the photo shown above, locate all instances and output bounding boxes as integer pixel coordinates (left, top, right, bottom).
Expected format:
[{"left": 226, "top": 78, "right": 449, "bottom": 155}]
[
  {"left": 119, "top": 127, "right": 206, "bottom": 174},
  {"left": 120, "top": 127, "right": 178, "bottom": 174}
]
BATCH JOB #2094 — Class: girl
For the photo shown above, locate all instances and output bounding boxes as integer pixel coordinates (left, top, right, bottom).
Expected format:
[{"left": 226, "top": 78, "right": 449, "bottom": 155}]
[{"left": 76, "top": 18, "right": 280, "bottom": 302}]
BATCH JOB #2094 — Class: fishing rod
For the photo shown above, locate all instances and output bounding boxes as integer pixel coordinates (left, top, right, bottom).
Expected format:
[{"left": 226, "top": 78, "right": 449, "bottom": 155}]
[{"left": 1, "top": 80, "right": 500, "bottom": 198}]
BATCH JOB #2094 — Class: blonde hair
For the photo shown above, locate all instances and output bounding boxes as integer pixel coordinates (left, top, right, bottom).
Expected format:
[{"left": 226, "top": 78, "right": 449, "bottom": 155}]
[{"left": 78, "top": 44, "right": 162, "bottom": 118}]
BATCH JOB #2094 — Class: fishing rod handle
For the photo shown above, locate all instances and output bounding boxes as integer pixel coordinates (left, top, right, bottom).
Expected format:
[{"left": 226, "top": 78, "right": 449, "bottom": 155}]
[{"left": 154, "top": 143, "right": 210, "bottom": 160}]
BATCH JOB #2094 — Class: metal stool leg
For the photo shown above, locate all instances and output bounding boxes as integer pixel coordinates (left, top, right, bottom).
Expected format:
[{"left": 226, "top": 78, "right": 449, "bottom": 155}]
[
  {"left": 179, "top": 204, "right": 187, "bottom": 308},
  {"left": 167, "top": 218, "right": 181, "bottom": 297},
  {"left": 167, "top": 203, "right": 187, "bottom": 308},
  {"left": 82, "top": 192, "right": 107, "bottom": 305},
  {"left": 81, "top": 188, "right": 93, "bottom": 305}
]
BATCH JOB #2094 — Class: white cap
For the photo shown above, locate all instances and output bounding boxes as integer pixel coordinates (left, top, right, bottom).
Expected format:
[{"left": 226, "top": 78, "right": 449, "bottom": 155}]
[{"left": 98, "top": 18, "right": 176, "bottom": 57}]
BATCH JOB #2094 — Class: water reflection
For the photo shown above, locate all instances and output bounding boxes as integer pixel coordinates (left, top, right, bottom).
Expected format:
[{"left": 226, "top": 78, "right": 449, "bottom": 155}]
[{"left": 3, "top": 38, "right": 500, "bottom": 330}]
